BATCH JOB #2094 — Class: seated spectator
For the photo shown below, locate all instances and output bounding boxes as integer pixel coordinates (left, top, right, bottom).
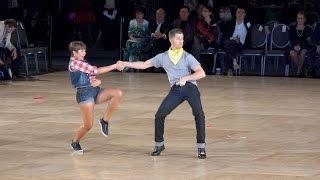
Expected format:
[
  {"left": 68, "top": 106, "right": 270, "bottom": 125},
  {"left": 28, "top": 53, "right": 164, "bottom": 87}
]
[
  {"left": 0, "top": 19, "right": 21, "bottom": 79},
  {"left": 196, "top": 3, "right": 205, "bottom": 20},
  {"left": 217, "top": 6, "right": 234, "bottom": 43},
  {"left": 222, "top": 7, "right": 251, "bottom": 76},
  {"left": 289, "top": 11, "right": 311, "bottom": 76},
  {"left": 143, "top": 8, "right": 170, "bottom": 58},
  {"left": 193, "top": 5, "right": 218, "bottom": 60},
  {"left": 125, "top": 6, "right": 150, "bottom": 63},
  {"left": 172, "top": 6, "right": 197, "bottom": 53}
]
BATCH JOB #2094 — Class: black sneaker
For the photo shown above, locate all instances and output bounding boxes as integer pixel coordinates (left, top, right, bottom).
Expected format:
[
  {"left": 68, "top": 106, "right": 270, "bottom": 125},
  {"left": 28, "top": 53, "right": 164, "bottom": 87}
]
[
  {"left": 198, "top": 148, "right": 206, "bottom": 159},
  {"left": 151, "top": 145, "right": 165, "bottom": 156},
  {"left": 70, "top": 141, "right": 83, "bottom": 154},
  {"left": 99, "top": 118, "right": 109, "bottom": 137}
]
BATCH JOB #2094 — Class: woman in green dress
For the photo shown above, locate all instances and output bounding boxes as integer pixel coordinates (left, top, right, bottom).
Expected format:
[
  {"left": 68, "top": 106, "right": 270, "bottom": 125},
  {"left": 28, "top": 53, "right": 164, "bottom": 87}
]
[{"left": 125, "top": 7, "right": 150, "bottom": 63}]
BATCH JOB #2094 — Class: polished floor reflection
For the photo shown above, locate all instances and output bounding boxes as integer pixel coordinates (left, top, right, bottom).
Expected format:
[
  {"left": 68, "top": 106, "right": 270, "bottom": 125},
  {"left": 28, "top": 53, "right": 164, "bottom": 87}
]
[{"left": 1, "top": 72, "right": 320, "bottom": 179}]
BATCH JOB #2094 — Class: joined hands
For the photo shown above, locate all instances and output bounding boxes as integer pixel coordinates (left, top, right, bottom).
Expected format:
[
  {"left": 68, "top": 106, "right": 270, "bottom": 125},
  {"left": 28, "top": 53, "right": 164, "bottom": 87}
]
[{"left": 115, "top": 61, "right": 126, "bottom": 71}]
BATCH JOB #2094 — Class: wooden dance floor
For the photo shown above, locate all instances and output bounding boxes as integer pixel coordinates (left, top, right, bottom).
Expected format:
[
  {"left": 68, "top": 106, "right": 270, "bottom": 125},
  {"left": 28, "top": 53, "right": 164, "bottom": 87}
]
[{"left": 1, "top": 71, "right": 320, "bottom": 179}]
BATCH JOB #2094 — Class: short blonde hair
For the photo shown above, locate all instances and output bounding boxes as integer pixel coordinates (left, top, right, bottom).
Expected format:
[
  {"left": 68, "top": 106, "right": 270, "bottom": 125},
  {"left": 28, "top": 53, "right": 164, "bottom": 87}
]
[
  {"left": 69, "top": 41, "right": 86, "bottom": 55},
  {"left": 168, "top": 28, "right": 183, "bottom": 39}
]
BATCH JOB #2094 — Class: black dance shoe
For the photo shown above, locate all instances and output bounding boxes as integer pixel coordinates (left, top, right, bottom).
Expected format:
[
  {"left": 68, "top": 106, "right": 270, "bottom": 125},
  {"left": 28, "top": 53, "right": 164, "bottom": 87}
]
[
  {"left": 198, "top": 148, "right": 206, "bottom": 159},
  {"left": 151, "top": 145, "right": 165, "bottom": 156}
]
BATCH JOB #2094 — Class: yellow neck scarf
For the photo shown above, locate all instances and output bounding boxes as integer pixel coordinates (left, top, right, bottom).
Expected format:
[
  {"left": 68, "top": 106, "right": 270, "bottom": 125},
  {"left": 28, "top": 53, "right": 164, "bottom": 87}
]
[{"left": 168, "top": 48, "right": 183, "bottom": 65}]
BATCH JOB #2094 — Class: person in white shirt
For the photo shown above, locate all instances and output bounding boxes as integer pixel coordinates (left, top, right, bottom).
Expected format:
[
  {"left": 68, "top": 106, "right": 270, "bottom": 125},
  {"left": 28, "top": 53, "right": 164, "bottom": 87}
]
[
  {"left": 0, "top": 19, "right": 20, "bottom": 79},
  {"left": 223, "top": 7, "right": 250, "bottom": 76},
  {"left": 231, "top": 20, "right": 247, "bottom": 45}
]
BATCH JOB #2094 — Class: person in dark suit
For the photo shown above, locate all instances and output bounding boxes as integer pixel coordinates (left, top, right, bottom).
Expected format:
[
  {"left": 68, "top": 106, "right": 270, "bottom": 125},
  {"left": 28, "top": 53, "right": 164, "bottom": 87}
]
[
  {"left": 222, "top": 7, "right": 251, "bottom": 75},
  {"left": 143, "top": 8, "right": 170, "bottom": 58}
]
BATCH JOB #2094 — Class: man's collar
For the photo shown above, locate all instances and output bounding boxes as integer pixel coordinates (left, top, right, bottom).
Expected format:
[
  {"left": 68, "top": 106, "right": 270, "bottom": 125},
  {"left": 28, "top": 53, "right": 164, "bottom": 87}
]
[
  {"left": 157, "top": 20, "right": 164, "bottom": 24},
  {"left": 236, "top": 20, "right": 244, "bottom": 25}
]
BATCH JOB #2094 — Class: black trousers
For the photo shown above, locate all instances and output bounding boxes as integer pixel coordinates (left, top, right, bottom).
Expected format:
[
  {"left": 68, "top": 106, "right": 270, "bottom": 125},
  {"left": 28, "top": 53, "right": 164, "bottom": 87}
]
[
  {"left": 223, "top": 40, "right": 243, "bottom": 70},
  {"left": 0, "top": 47, "right": 20, "bottom": 77},
  {"left": 154, "top": 82, "right": 206, "bottom": 144}
]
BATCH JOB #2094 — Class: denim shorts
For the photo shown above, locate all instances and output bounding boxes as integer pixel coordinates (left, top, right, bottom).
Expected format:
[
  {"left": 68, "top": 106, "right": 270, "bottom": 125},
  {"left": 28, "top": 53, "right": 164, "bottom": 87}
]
[{"left": 76, "top": 86, "right": 101, "bottom": 104}]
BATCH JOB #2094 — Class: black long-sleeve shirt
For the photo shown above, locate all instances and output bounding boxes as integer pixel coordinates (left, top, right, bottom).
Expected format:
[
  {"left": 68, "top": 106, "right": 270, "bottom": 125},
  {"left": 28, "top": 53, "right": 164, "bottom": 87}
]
[{"left": 289, "top": 24, "right": 311, "bottom": 49}]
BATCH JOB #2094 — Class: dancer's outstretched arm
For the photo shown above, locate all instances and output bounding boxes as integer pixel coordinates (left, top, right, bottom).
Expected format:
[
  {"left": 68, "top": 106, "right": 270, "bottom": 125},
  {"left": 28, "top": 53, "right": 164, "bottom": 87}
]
[
  {"left": 97, "top": 63, "right": 122, "bottom": 74},
  {"left": 117, "top": 60, "right": 153, "bottom": 70}
]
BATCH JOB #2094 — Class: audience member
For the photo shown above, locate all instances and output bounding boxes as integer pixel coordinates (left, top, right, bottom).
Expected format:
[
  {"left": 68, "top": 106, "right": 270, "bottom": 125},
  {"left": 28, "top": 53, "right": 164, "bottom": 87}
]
[
  {"left": 217, "top": 6, "right": 234, "bottom": 42},
  {"left": 195, "top": 4, "right": 205, "bottom": 20},
  {"left": 289, "top": 11, "right": 311, "bottom": 76},
  {"left": 172, "top": 6, "right": 197, "bottom": 53},
  {"left": 193, "top": 5, "right": 218, "bottom": 60},
  {"left": 223, "top": 7, "right": 251, "bottom": 76},
  {"left": 125, "top": 6, "right": 150, "bottom": 64},
  {"left": 0, "top": 19, "right": 21, "bottom": 79},
  {"left": 143, "top": 8, "right": 170, "bottom": 58}
]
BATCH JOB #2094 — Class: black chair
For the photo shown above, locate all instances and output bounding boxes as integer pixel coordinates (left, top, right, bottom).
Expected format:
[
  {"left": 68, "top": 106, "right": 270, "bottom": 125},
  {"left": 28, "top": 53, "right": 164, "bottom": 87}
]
[
  {"left": 11, "top": 22, "right": 48, "bottom": 76},
  {"left": 239, "top": 24, "right": 267, "bottom": 76},
  {"left": 264, "top": 24, "right": 290, "bottom": 76}
]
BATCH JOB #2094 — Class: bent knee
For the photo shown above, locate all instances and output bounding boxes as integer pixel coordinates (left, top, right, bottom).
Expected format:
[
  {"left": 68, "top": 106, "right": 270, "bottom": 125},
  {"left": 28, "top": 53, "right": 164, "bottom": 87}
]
[
  {"left": 115, "top": 89, "right": 123, "bottom": 99},
  {"left": 193, "top": 110, "right": 205, "bottom": 118},
  {"left": 155, "top": 111, "right": 167, "bottom": 119},
  {"left": 290, "top": 51, "right": 298, "bottom": 57}
]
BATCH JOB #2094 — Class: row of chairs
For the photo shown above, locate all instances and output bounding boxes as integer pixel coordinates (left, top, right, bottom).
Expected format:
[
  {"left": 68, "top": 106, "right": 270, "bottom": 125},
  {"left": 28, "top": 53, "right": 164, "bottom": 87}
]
[
  {"left": 201, "top": 21, "right": 320, "bottom": 76},
  {"left": 239, "top": 23, "right": 290, "bottom": 76}
]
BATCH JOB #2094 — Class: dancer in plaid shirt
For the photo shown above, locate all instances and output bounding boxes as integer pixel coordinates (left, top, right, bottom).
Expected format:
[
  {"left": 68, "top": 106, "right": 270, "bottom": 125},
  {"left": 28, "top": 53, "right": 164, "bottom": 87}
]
[
  {"left": 69, "top": 57, "right": 99, "bottom": 84},
  {"left": 68, "top": 41, "right": 123, "bottom": 154}
]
